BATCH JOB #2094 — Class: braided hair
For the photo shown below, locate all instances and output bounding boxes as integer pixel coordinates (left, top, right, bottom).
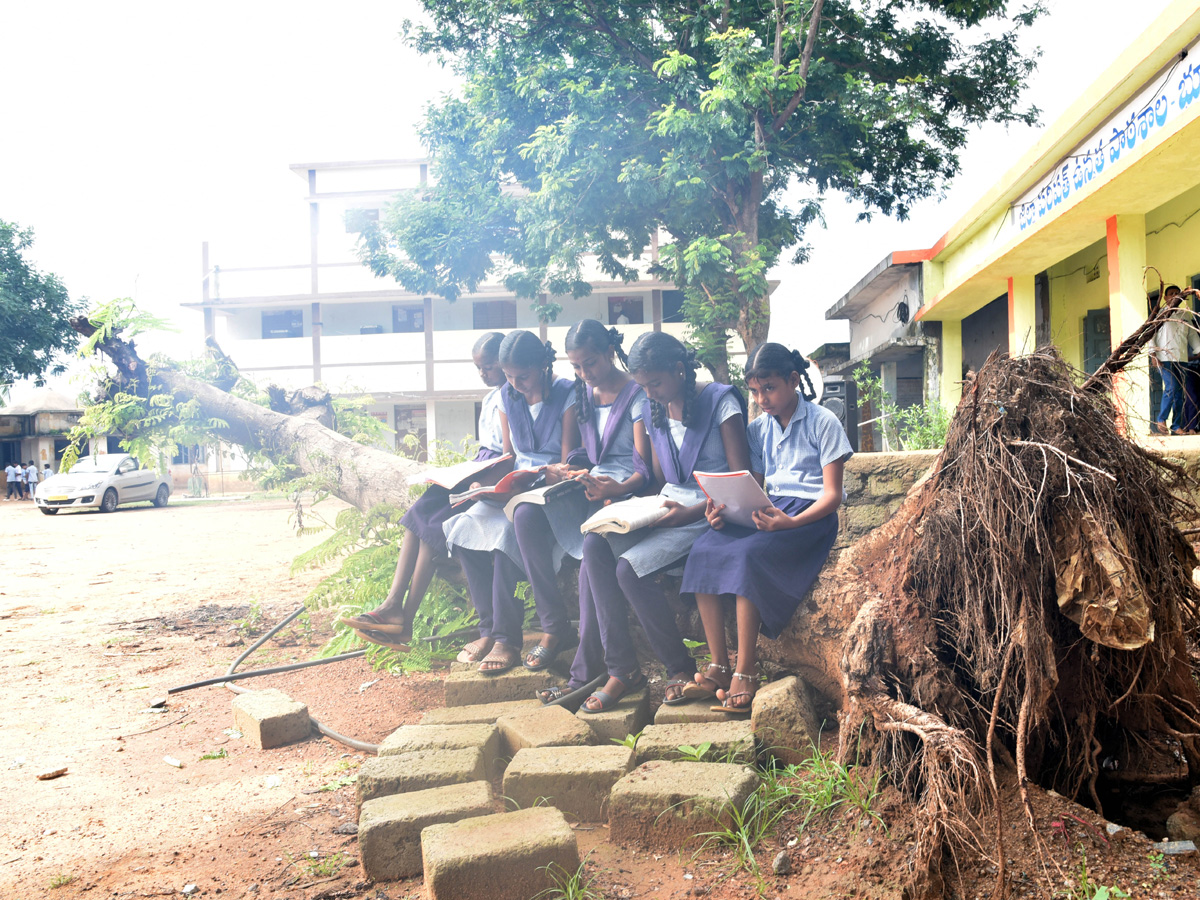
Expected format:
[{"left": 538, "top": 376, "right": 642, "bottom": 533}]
[
  {"left": 499, "top": 330, "right": 556, "bottom": 403},
  {"left": 472, "top": 330, "right": 505, "bottom": 361},
  {"left": 627, "top": 332, "right": 701, "bottom": 431},
  {"left": 564, "top": 319, "right": 630, "bottom": 425},
  {"left": 744, "top": 342, "right": 817, "bottom": 401}
]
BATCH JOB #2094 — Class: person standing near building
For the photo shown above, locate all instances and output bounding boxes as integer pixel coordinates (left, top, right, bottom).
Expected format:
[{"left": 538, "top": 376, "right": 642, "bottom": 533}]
[
  {"left": 4, "top": 461, "right": 18, "bottom": 500},
  {"left": 25, "top": 461, "right": 39, "bottom": 500},
  {"left": 1150, "top": 285, "right": 1200, "bottom": 435}
]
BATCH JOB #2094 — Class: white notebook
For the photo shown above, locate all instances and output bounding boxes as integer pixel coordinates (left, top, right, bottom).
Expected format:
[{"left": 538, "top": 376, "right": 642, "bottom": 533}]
[
  {"left": 579, "top": 495, "right": 668, "bottom": 535},
  {"left": 694, "top": 470, "right": 771, "bottom": 529}
]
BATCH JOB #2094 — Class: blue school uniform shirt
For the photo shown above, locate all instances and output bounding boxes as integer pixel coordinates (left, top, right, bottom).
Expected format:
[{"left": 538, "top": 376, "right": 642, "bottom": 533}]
[
  {"left": 748, "top": 392, "right": 853, "bottom": 501},
  {"left": 659, "top": 391, "right": 745, "bottom": 505},
  {"left": 478, "top": 387, "right": 505, "bottom": 455},
  {"left": 588, "top": 385, "right": 647, "bottom": 483}
]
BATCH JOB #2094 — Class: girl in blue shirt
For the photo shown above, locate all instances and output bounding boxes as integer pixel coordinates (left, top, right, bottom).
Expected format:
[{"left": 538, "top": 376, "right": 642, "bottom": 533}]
[
  {"left": 443, "top": 330, "right": 580, "bottom": 673},
  {"left": 681, "top": 342, "right": 852, "bottom": 713}
]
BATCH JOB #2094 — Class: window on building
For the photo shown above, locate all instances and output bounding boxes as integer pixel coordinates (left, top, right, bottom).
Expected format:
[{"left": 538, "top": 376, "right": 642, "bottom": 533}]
[
  {"left": 392, "top": 305, "right": 425, "bottom": 333},
  {"left": 344, "top": 208, "right": 380, "bottom": 233},
  {"left": 608, "top": 296, "right": 644, "bottom": 325},
  {"left": 473, "top": 300, "right": 517, "bottom": 329},
  {"left": 662, "top": 290, "right": 685, "bottom": 323},
  {"left": 262, "top": 309, "right": 303, "bottom": 339}
]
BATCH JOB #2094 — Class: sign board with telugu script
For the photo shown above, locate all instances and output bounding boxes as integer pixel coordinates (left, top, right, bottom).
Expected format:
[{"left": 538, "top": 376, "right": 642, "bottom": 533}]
[{"left": 1011, "top": 37, "right": 1200, "bottom": 235}]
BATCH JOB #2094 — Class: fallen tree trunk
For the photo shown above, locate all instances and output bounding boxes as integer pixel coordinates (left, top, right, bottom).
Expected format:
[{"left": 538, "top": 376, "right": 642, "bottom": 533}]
[{"left": 71, "top": 317, "right": 422, "bottom": 511}]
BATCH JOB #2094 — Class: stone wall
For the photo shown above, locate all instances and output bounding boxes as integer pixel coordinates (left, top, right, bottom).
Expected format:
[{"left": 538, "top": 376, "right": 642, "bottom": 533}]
[{"left": 836, "top": 450, "right": 940, "bottom": 549}]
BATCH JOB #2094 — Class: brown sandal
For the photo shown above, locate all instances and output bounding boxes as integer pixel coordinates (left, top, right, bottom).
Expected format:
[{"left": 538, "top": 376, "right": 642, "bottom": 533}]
[
  {"left": 478, "top": 643, "right": 520, "bottom": 675},
  {"left": 339, "top": 610, "right": 409, "bottom": 636},
  {"left": 457, "top": 636, "right": 494, "bottom": 664},
  {"left": 712, "top": 672, "right": 756, "bottom": 715},
  {"left": 681, "top": 663, "right": 730, "bottom": 700}
]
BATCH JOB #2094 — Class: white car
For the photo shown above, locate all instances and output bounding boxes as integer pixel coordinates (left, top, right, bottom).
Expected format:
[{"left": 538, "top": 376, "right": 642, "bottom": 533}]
[{"left": 35, "top": 453, "right": 171, "bottom": 516}]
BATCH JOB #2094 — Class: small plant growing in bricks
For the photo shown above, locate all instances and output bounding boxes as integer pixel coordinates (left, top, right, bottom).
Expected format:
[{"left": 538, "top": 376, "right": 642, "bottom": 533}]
[
  {"left": 789, "top": 741, "right": 886, "bottom": 834},
  {"left": 534, "top": 854, "right": 605, "bottom": 900},
  {"left": 691, "top": 788, "right": 788, "bottom": 896},
  {"left": 612, "top": 731, "right": 642, "bottom": 751},
  {"left": 676, "top": 742, "right": 713, "bottom": 762}
]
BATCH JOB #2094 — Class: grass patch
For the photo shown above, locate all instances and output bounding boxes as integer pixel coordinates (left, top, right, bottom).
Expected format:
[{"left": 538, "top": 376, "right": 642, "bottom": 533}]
[{"left": 48, "top": 873, "right": 75, "bottom": 889}]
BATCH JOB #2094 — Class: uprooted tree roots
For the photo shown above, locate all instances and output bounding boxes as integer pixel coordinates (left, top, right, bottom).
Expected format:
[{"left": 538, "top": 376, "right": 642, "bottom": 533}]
[{"left": 820, "top": 350, "right": 1200, "bottom": 897}]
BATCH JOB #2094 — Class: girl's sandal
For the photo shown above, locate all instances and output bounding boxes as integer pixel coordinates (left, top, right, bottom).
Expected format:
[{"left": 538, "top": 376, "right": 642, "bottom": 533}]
[
  {"left": 339, "top": 610, "right": 409, "bottom": 636},
  {"left": 581, "top": 670, "right": 647, "bottom": 714},
  {"left": 662, "top": 674, "right": 695, "bottom": 705},
  {"left": 681, "top": 663, "right": 730, "bottom": 700},
  {"left": 358, "top": 628, "right": 411, "bottom": 653},
  {"left": 456, "top": 637, "right": 494, "bottom": 664},
  {"left": 478, "top": 643, "right": 521, "bottom": 675},
  {"left": 712, "top": 672, "right": 756, "bottom": 715}
]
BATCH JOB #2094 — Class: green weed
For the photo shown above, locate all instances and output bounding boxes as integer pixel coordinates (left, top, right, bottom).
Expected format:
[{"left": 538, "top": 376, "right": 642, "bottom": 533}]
[
  {"left": 48, "top": 874, "right": 75, "bottom": 889},
  {"left": 534, "top": 854, "right": 604, "bottom": 900},
  {"left": 789, "top": 743, "right": 885, "bottom": 833},
  {"left": 199, "top": 748, "right": 227, "bottom": 761},
  {"left": 611, "top": 731, "right": 642, "bottom": 751},
  {"left": 676, "top": 742, "right": 713, "bottom": 762},
  {"left": 288, "top": 850, "right": 349, "bottom": 879},
  {"left": 316, "top": 774, "right": 356, "bottom": 792},
  {"left": 1058, "top": 849, "right": 1129, "bottom": 900},
  {"left": 691, "top": 787, "right": 788, "bottom": 895},
  {"left": 237, "top": 599, "right": 264, "bottom": 634}
]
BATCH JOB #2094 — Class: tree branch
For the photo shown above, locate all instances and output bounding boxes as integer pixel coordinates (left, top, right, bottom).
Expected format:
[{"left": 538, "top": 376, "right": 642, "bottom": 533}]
[
  {"left": 773, "top": 0, "right": 784, "bottom": 69},
  {"left": 772, "top": 0, "right": 825, "bottom": 134},
  {"left": 577, "top": 0, "right": 656, "bottom": 73}
]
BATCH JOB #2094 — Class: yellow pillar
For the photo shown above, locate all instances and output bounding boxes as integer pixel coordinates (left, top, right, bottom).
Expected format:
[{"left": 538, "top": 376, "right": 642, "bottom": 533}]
[
  {"left": 1008, "top": 275, "right": 1036, "bottom": 355},
  {"left": 940, "top": 319, "right": 963, "bottom": 412},
  {"left": 1106, "top": 214, "right": 1149, "bottom": 433}
]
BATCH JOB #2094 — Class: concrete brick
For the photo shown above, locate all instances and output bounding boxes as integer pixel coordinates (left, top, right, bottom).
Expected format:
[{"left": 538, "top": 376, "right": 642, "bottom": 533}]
[
  {"left": 356, "top": 748, "right": 487, "bottom": 807},
  {"left": 444, "top": 667, "right": 556, "bottom": 707},
  {"left": 359, "top": 781, "right": 494, "bottom": 881},
  {"left": 420, "top": 699, "right": 542, "bottom": 726},
  {"left": 634, "top": 721, "right": 756, "bottom": 765},
  {"left": 422, "top": 807, "right": 579, "bottom": 900},
  {"left": 576, "top": 687, "right": 651, "bottom": 743},
  {"left": 608, "top": 760, "right": 759, "bottom": 849},
  {"left": 231, "top": 689, "right": 310, "bottom": 750},
  {"left": 503, "top": 746, "right": 635, "bottom": 822},
  {"left": 497, "top": 704, "right": 595, "bottom": 755},
  {"left": 379, "top": 725, "right": 502, "bottom": 778},
  {"left": 750, "top": 676, "right": 819, "bottom": 766},
  {"left": 653, "top": 699, "right": 732, "bottom": 726}
]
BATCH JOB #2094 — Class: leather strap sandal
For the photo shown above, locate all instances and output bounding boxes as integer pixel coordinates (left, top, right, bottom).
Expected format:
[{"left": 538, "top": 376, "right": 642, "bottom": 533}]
[
  {"left": 712, "top": 671, "right": 756, "bottom": 715},
  {"left": 581, "top": 671, "right": 647, "bottom": 714},
  {"left": 681, "top": 663, "right": 730, "bottom": 700}
]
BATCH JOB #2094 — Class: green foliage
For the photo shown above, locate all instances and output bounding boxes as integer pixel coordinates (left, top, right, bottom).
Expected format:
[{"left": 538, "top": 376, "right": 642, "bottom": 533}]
[
  {"left": 0, "top": 220, "right": 83, "bottom": 387},
  {"left": 534, "top": 855, "right": 605, "bottom": 900},
  {"left": 676, "top": 742, "right": 714, "bottom": 763},
  {"left": 691, "top": 786, "right": 789, "bottom": 893},
  {"left": 199, "top": 748, "right": 228, "bottom": 761},
  {"left": 47, "top": 873, "right": 75, "bottom": 890},
  {"left": 787, "top": 742, "right": 885, "bottom": 834},
  {"left": 1059, "top": 849, "right": 1129, "bottom": 900},
  {"left": 611, "top": 731, "right": 642, "bottom": 750},
  {"left": 852, "top": 362, "right": 950, "bottom": 451},
  {"left": 301, "top": 504, "right": 480, "bottom": 675},
  {"left": 370, "top": 0, "right": 1043, "bottom": 377}
]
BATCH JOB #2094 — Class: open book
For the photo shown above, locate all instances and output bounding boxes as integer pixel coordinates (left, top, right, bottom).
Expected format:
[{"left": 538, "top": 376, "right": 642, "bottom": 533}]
[
  {"left": 580, "top": 495, "right": 668, "bottom": 535},
  {"left": 448, "top": 466, "right": 545, "bottom": 506},
  {"left": 406, "top": 454, "right": 513, "bottom": 490},
  {"left": 503, "top": 479, "right": 587, "bottom": 521},
  {"left": 694, "top": 470, "right": 772, "bottom": 529}
]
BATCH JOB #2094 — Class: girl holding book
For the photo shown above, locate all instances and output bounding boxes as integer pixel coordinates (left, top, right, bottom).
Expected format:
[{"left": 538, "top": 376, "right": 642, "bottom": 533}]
[
  {"left": 682, "top": 342, "right": 852, "bottom": 712},
  {"left": 575, "top": 331, "right": 750, "bottom": 712},
  {"left": 340, "top": 331, "right": 508, "bottom": 648},
  {"left": 514, "top": 319, "right": 650, "bottom": 690},
  {"left": 444, "top": 329, "right": 580, "bottom": 673}
]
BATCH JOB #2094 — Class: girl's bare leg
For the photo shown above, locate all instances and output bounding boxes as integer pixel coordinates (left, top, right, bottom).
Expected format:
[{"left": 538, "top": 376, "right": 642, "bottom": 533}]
[
  {"left": 716, "top": 596, "right": 762, "bottom": 710},
  {"left": 400, "top": 539, "right": 439, "bottom": 631},
  {"left": 691, "top": 592, "right": 732, "bottom": 696}
]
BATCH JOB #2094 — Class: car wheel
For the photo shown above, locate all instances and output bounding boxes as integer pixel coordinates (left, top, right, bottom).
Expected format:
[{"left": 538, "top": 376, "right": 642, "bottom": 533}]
[
  {"left": 153, "top": 484, "right": 169, "bottom": 508},
  {"left": 100, "top": 488, "right": 119, "bottom": 513},
  {"left": 39, "top": 507, "right": 59, "bottom": 516}
]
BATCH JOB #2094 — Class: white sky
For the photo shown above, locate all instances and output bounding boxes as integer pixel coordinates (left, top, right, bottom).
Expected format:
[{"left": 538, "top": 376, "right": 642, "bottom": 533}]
[{"left": 0, "top": 0, "right": 1180, "bottom": 396}]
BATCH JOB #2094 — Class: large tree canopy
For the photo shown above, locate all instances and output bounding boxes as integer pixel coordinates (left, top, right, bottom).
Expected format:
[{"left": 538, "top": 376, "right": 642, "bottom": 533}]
[
  {"left": 0, "top": 220, "right": 80, "bottom": 389},
  {"left": 362, "top": 0, "right": 1042, "bottom": 379}
]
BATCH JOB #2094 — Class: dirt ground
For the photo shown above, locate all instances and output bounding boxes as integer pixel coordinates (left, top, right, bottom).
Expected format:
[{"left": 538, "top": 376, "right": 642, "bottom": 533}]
[{"left": 2, "top": 496, "right": 1199, "bottom": 900}]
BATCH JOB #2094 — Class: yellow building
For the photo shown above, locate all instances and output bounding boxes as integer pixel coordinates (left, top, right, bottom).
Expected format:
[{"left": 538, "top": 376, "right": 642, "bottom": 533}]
[{"left": 903, "top": 0, "right": 1200, "bottom": 430}]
